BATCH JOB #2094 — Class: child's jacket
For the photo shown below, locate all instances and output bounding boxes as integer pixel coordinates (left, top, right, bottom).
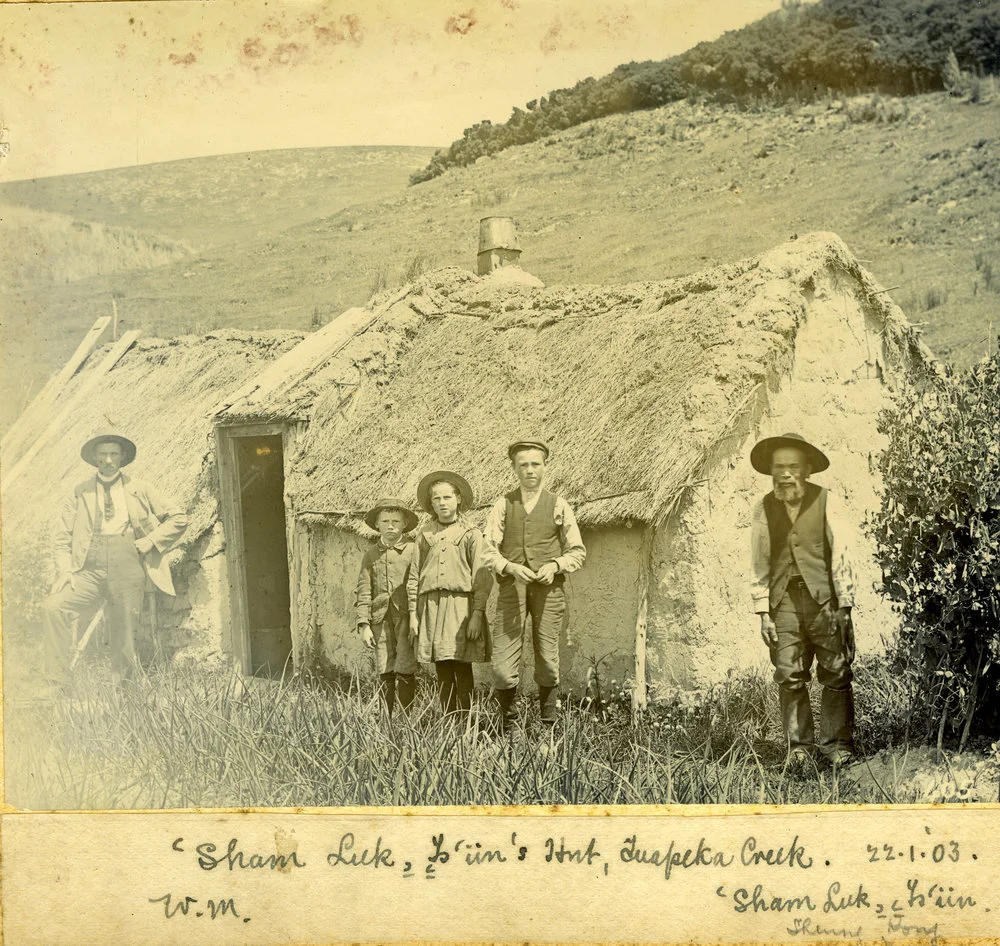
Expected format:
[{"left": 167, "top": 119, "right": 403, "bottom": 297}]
[{"left": 355, "top": 537, "right": 413, "bottom": 627}]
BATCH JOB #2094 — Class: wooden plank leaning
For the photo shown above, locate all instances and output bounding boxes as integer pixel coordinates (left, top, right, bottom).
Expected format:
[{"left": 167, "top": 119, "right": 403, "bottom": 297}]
[
  {"left": 2, "top": 316, "right": 112, "bottom": 465},
  {"left": 2, "top": 330, "right": 141, "bottom": 490},
  {"left": 212, "top": 288, "right": 410, "bottom": 418}
]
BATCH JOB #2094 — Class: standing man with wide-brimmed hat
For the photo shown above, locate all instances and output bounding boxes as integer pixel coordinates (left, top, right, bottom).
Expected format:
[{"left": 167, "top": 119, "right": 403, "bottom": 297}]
[
  {"left": 750, "top": 432, "right": 857, "bottom": 767},
  {"left": 41, "top": 432, "right": 188, "bottom": 691},
  {"left": 483, "top": 439, "right": 586, "bottom": 731}
]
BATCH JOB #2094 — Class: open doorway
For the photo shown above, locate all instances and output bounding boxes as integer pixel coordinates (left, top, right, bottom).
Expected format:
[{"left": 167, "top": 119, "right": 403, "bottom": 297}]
[
  {"left": 216, "top": 425, "right": 292, "bottom": 678},
  {"left": 236, "top": 435, "right": 291, "bottom": 676}
]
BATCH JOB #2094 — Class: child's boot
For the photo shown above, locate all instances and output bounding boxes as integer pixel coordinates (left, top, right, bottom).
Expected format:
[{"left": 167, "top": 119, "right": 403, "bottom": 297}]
[
  {"left": 396, "top": 673, "right": 416, "bottom": 713},
  {"left": 378, "top": 671, "right": 396, "bottom": 717}
]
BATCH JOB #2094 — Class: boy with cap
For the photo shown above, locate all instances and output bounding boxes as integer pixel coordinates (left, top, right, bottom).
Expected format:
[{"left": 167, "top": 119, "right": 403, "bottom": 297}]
[
  {"left": 483, "top": 440, "right": 586, "bottom": 730},
  {"left": 355, "top": 497, "right": 419, "bottom": 716}
]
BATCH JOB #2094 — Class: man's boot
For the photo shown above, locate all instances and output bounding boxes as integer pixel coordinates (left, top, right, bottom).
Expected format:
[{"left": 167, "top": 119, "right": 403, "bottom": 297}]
[
  {"left": 819, "top": 685, "right": 855, "bottom": 764},
  {"left": 778, "top": 683, "right": 815, "bottom": 752},
  {"left": 538, "top": 685, "right": 559, "bottom": 727},
  {"left": 495, "top": 687, "right": 518, "bottom": 734}
]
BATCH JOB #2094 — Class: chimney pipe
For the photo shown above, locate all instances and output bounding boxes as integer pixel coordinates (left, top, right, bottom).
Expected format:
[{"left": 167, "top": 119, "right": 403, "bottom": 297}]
[{"left": 477, "top": 216, "right": 522, "bottom": 275}]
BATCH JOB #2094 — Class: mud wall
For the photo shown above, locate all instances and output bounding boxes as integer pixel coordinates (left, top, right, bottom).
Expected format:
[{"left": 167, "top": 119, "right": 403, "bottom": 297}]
[
  {"left": 645, "top": 268, "right": 904, "bottom": 696},
  {"left": 133, "top": 520, "right": 230, "bottom": 669},
  {"left": 290, "top": 521, "right": 371, "bottom": 680},
  {"left": 293, "top": 520, "right": 642, "bottom": 692},
  {"left": 166, "top": 521, "right": 230, "bottom": 667}
]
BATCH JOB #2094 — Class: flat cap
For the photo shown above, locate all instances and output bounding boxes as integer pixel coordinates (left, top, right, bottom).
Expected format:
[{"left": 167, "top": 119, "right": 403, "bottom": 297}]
[{"left": 507, "top": 440, "right": 550, "bottom": 460}]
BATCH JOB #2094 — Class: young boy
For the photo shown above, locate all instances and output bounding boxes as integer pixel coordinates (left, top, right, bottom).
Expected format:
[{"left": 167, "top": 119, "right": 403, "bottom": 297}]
[
  {"left": 355, "top": 497, "right": 419, "bottom": 716},
  {"left": 483, "top": 440, "right": 586, "bottom": 730}
]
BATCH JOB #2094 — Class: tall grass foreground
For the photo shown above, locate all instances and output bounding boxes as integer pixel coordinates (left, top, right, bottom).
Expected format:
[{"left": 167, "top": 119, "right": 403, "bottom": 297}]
[{"left": 6, "top": 662, "right": 934, "bottom": 810}]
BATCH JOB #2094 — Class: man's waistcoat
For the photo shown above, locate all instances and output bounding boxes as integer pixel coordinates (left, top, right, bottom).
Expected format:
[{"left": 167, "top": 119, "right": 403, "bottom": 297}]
[
  {"left": 763, "top": 482, "right": 835, "bottom": 610},
  {"left": 500, "top": 489, "right": 562, "bottom": 572}
]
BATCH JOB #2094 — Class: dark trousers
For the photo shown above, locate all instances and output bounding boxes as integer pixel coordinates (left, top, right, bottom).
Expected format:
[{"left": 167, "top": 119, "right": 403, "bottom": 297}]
[
  {"left": 41, "top": 534, "right": 146, "bottom": 684},
  {"left": 435, "top": 660, "right": 474, "bottom": 714},
  {"left": 770, "top": 578, "right": 854, "bottom": 756},
  {"left": 492, "top": 578, "right": 565, "bottom": 689}
]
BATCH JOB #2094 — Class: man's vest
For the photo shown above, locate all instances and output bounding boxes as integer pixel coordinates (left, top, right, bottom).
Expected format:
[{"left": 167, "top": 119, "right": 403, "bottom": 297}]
[
  {"left": 762, "top": 482, "right": 835, "bottom": 610},
  {"left": 500, "top": 489, "right": 562, "bottom": 572}
]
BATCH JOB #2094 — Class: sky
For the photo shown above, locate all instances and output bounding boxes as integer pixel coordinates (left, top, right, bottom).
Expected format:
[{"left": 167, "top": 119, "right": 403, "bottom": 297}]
[{"left": 0, "top": 0, "right": 784, "bottom": 181}]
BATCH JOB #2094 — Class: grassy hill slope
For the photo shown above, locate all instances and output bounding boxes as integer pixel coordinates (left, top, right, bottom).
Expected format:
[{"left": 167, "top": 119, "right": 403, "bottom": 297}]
[
  {"left": 0, "top": 146, "right": 436, "bottom": 250},
  {"left": 2, "top": 93, "right": 998, "bottom": 433}
]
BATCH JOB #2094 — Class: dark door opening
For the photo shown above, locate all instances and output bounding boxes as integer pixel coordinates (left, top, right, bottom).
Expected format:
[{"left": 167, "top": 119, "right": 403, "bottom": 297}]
[{"left": 235, "top": 435, "right": 292, "bottom": 678}]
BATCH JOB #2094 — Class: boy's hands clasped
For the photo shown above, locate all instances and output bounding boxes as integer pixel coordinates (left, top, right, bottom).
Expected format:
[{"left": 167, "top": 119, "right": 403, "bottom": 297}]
[
  {"left": 505, "top": 562, "right": 537, "bottom": 584},
  {"left": 504, "top": 561, "right": 559, "bottom": 585}
]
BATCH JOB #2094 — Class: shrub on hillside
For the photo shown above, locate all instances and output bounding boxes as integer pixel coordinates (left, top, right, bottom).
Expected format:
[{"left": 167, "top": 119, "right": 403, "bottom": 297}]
[
  {"left": 410, "top": 0, "right": 1000, "bottom": 183},
  {"left": 868, "top": 353, "right": 1000, "bottom": 749}
]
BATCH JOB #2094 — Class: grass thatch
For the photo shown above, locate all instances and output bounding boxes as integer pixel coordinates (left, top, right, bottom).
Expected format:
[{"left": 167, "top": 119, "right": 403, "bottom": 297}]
[
  {"left": 258, "top": 232, "right": 935, "bottom": 529},
  {"left": 1, "top": 330, "right": 302, "bottom": 625}
]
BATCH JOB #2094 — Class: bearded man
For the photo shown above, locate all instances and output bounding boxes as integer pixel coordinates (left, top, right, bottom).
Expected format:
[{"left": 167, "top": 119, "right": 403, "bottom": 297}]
[{"left": 750, "top": 432, "right": 856, "bottom": 766}]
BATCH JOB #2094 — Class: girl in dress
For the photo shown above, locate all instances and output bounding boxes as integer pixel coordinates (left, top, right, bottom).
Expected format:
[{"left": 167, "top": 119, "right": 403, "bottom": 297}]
[{"left": 407, "top": 470, "right": 493, "bottom": 714}]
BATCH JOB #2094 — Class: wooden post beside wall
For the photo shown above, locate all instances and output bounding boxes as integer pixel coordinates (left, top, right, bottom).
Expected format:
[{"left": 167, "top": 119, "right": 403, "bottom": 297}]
[{"left": 632, "top": 525, "right": 654, "bottom": 715}]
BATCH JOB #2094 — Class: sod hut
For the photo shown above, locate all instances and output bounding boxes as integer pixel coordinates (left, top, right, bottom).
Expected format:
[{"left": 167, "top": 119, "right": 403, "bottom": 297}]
[
  {"left": 2, "top": 232, "right": 937, "bottom": 701},
  {"left": 211, "top": 231, "right": 937, "bottom": 699}
]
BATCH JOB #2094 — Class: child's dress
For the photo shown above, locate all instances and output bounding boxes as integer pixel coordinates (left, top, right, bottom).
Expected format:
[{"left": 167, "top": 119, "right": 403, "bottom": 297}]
[{"left": 406, "top": 516, "right": 493, "bottom": 664}]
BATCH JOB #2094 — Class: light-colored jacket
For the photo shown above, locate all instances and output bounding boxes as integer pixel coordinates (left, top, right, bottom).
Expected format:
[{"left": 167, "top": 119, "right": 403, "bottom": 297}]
[{"left": 53, "top": 472, "right": 189, "bottom": 595}]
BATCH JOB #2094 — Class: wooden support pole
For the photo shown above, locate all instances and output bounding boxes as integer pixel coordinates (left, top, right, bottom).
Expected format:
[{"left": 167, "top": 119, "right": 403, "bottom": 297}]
[
  {"left": 632, "top": 525, "right": 654, "bottom": 717},
  {"left": 70, "top": 608, "right": 104, "bottom": 669},
  {"left": 147, "top": 585, "right": 160, "bottom": 664}
]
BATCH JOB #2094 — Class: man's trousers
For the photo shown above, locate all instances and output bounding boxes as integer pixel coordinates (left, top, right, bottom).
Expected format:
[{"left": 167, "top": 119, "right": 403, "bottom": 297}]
[
  {"left": 492, "top": 576, "right": 565, "bottom": 689},
  {"left": 769, "top": 577, "right": 854, "bottom": 757},
  {"left": 42, "top": 534, "right": 146, "bottom": 684}
]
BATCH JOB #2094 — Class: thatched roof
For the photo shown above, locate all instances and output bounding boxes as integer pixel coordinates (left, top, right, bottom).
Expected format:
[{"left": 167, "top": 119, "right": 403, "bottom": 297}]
[
  {"left": 233, "top": 232, "right": 934, "bottom": 530},
  {"left": 1, "top": 330, "right": 302, "bottom": 610}
]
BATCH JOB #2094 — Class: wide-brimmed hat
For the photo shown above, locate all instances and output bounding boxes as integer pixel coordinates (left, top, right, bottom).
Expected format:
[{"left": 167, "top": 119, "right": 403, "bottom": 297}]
[
  {"left": 507, "top": 439, "right": 550, "bottom": 460},
  {"left": 363, "top": 497, "right": 419, "bottom": 533},
  {"left": 417, "top": 470, "right": 474, "bottom": 513},
  {"left": 750, "top": 432, "right": 829, "bottom": 475},
  {"left": 81, "top": 432, "right": 137, "bottom": 467}
]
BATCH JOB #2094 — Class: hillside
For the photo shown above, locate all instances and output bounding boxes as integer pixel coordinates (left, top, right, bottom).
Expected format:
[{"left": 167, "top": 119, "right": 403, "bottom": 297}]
[
  {"left": 413, "top": 0, "right": 1000, "bottom": 181},
  {"left": 0, "top": 146, "right": 437, "bottom": 250},
  {"left": 2, "top": 92, "right": 998, "bottom": 433},
  {"left": 0, "top": 205, "right": 194, "bottom": 290}
]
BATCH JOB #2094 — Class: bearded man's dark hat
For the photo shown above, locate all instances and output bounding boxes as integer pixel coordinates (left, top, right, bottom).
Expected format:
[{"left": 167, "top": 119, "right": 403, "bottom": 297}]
[{"left": 750, "top": 432, "right": 829, "bottom": 475}]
